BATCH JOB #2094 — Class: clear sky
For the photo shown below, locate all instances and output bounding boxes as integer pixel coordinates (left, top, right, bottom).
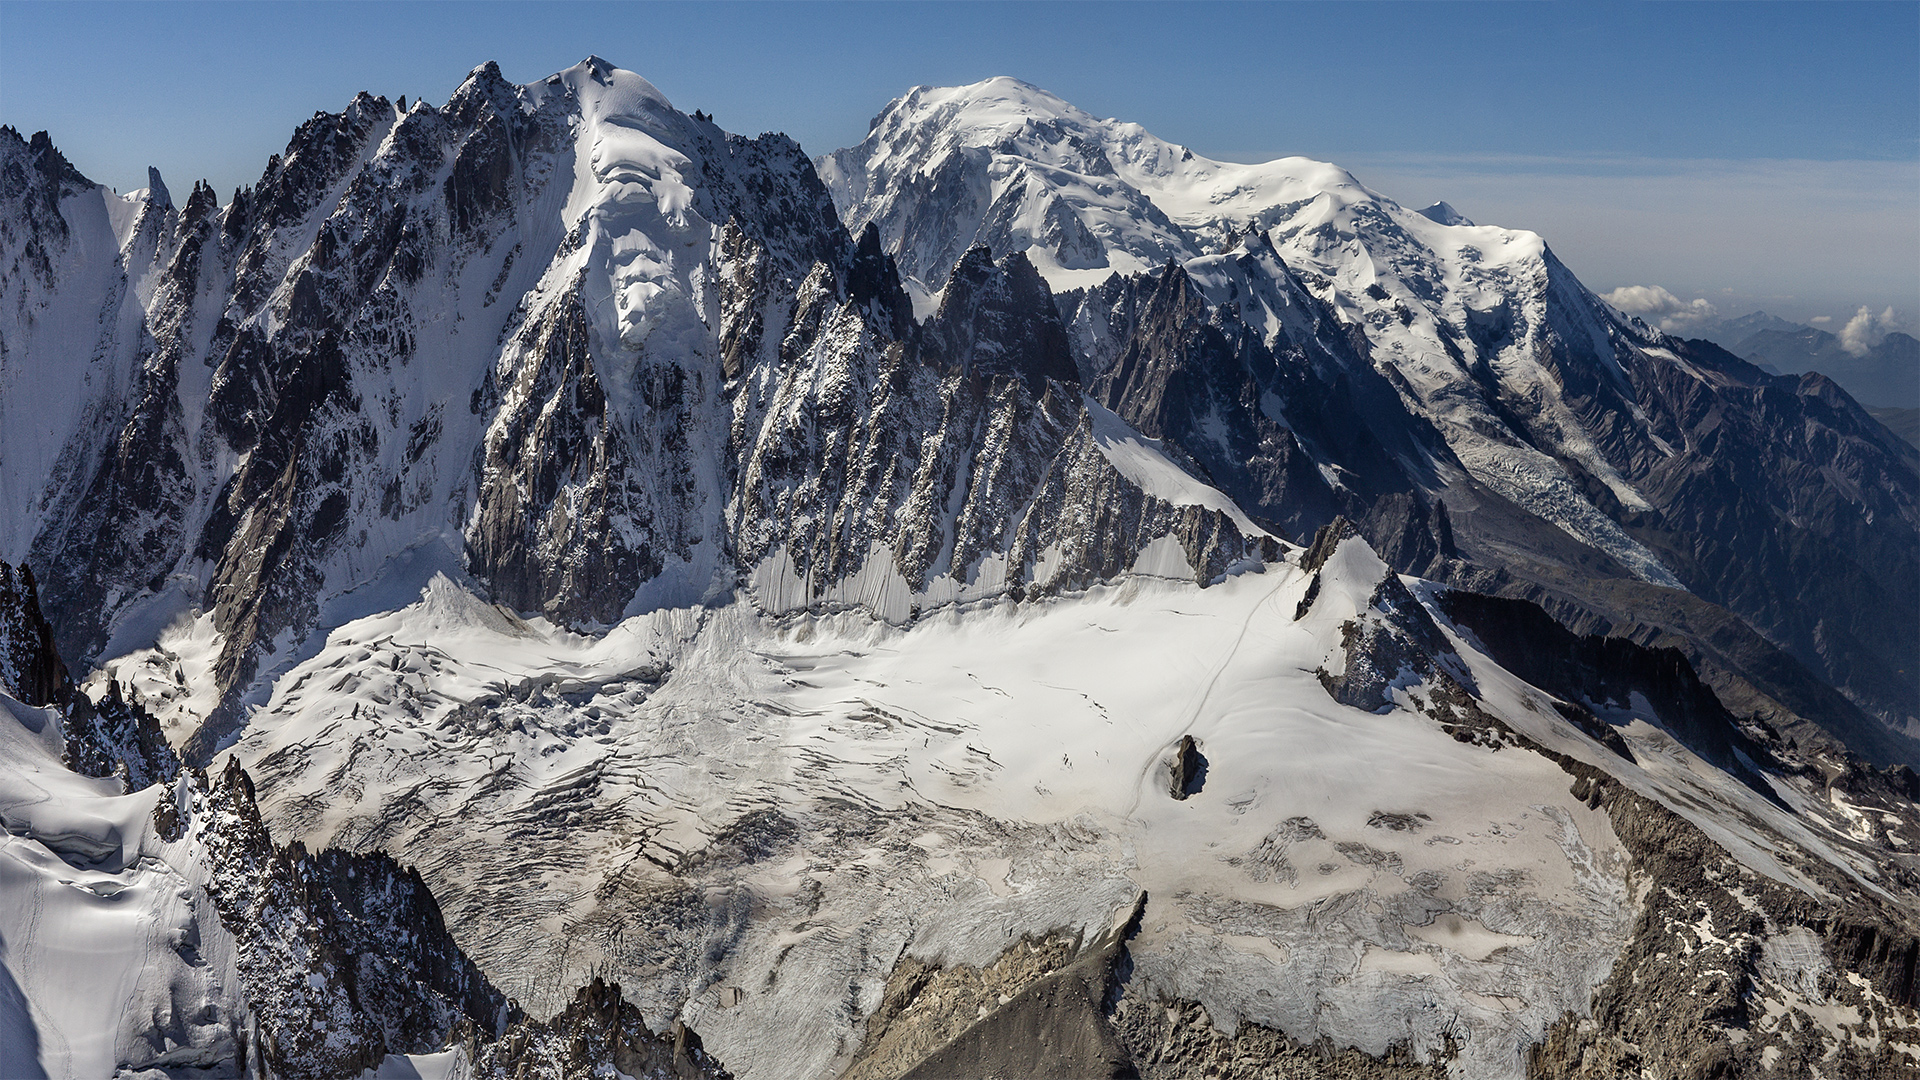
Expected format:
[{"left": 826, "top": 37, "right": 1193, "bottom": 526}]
[{"left": 2, "top": 1, "right": 1915, "bottom": 326}]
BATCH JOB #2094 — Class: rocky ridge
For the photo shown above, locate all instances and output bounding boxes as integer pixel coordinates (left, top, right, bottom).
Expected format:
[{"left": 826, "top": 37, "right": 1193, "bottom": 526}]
[{"left": 3, "top": 62, "right": 1266, "bottom": 766}]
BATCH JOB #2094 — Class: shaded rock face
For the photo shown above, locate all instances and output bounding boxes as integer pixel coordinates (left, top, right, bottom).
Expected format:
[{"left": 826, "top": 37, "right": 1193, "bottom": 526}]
[
  {"left": 843, "top": 896, "right": 1452, "bottom": 1080},
  {"left": 1167, "top": 735, "right": 1206, "bottom": 800},
  {"left": 726, "top": 242, "right": 1271, "bottom": 613},
  {"left": 189, "top": 758, "right": 514, "bottom": 1079},
  {"left": 1606, "top": 340, "right": 1920, "bottom": 738},
  {"left": 919, "top": 245, "right": 1079, "bottom": 391},
  {"left": 1079, "top": 254, "right": 1452, "bottom": 551},
  {"left": 468, "top": 977, "right": 732, "bottom": 1080},
  {"left": 1533, "top": 763, "right": 1920, "bottom": 1080},
  {"left": 1437, "top": 590, "right": 1779, "bottom": 791},
  {"left": 0, "top": 561, "right": 177, "bottom": 789},
  {"left": 1315, "top": 574, "right": 1450, "bottom": 715},
  {"left": 465, "top": 288, "right": 678, "bottom": 625},
  {"left": 1296, "top": 521, "right": 1466, "bottom": 716},
  {"left": 60, "top": 678, "right": 179, "bottom": 791},
  {"left": 844, "top": 898, "right": 1145, "bottom": 1080},
  {"left": 0, "top": 562, "right": 66, "bottom": 708}
]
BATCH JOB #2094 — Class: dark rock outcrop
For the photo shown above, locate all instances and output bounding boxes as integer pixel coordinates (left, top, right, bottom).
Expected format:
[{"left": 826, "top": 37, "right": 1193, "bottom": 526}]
[
  {"left": 0, "top": 561, "right": 178, "bottom": 789},
  {"left": 1532, "top": 760, "right": 1920, "bottom": 1080},
  {"left": 468, "top": 977, "right": 731, "bottom": 1080},
  {"left": 726, "top": 239, "right": 1271, "bottom": 614},
  {"left": 59, "top": 678, "right": 179, "bottom": 791},
  {"left": 0, "top": 562, "right": 67, "bottom": 707},
  {"left": 192, "top": 757, "right": 515, "bottom": 1079},
  {"left": 1437, "top": 589, "right": 1779, "bottom": 793},
  {"left": 919, "top": 245, "right": 1079, "bottom": 391},
  {"left": 845, "top": 896, "right": 1144, "bottom": 1080},
  {"left": 1167, "top": 735, "right": 1206, "bottom": 800}
]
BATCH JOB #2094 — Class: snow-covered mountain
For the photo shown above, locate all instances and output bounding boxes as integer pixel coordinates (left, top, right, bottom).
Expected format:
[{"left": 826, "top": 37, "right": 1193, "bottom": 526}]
[
  {"left": 823, "top": 76, "right": 1920, "bottom": 755},
  {"left": 2, "top": 60, "right": 1919, "bottom": 1080}
]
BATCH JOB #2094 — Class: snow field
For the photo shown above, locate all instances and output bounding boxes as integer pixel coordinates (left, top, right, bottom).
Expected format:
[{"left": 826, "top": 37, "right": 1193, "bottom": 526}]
[
  {"left": 220, "top": 551, "right": 1653, "bottom": 1079},
  {"left": 0, "top": 697, "right": 241, "bottom": 1079}
]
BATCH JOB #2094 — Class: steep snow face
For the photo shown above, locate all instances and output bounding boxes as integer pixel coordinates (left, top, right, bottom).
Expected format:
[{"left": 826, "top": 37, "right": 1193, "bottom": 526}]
[
  {"left": 821, "top": 77, "right": 1680, "bottom": 588},
  {"left": 0, "top": 134, "right": 159, "bottom": 566},
  {"left": 465, "top": 59, "right": 741, "bottom": 626}
]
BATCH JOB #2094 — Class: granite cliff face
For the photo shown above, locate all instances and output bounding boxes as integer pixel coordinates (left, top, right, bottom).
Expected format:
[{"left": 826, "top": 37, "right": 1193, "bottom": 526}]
[{"left": 3, "top": 60, "right": 1918, "bottom": 1080}]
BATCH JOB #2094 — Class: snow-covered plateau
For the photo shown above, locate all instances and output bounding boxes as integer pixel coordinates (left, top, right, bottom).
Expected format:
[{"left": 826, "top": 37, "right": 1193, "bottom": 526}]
[{"left": 1, "top": 60, "right": 1917, "bottom": 1080}]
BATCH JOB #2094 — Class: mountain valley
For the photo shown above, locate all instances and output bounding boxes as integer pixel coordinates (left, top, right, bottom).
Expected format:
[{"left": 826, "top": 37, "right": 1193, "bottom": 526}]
[{"left": 1, "top": 59, "right": 1917, "bottom": 1080}]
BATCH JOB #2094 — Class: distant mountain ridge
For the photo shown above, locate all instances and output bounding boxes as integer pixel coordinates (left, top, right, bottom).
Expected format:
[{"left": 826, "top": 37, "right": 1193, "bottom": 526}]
[
  {"left": 1693, "top": 310, "right": 1919, "bottom": 410},
  {"left": 1692, "top": 310, "right": 1804, "bottom": 348}
]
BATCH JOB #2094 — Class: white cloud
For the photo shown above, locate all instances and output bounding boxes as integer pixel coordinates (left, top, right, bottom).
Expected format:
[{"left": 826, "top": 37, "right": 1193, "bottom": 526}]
[
  {"left": 1839, "top": 305, "right": 1900, "bottom": 356},
  {"left": 1810, "top": 315, "right": 1832, "bottom": 324},
  {"left": 1601, "top": 285, "right": 1718, "bottom": 333}
]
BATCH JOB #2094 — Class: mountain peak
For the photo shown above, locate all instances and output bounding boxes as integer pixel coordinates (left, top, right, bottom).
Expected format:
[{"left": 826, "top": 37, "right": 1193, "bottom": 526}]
[
  {"left": 144, "top": 166, "right": 172, "bottom": 209},
  {"left": 1417, "top": 201, "right": 1472, "bottom": 227},
  {"left": 923, "top": 244, "right": 1079, "bottom": 389},
  {"left": 904, "top": 75, "right": 1091, "bottom": 128},
  {"left": 548, "top": 55, "right": 677, "bottom": 117}
]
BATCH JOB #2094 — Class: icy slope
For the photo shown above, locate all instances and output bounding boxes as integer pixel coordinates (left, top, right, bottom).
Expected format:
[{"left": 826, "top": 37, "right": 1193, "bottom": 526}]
[{"left": 0, "top": 695, "right": 240, "bottom": 1079}]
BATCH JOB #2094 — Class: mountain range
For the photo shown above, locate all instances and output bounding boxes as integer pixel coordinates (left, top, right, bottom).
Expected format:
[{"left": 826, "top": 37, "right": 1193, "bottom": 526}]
[
  {"left": 1, "top": 60, "right": 1917, "bottom": 1079},
  {"left": 1692, "top": 311, "right": 1919, "bottom": 413}
]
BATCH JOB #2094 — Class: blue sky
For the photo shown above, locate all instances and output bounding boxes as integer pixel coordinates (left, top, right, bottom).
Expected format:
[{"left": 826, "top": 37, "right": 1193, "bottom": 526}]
[{"left": 2, "top": 1, "right": 1915, "bottom": 324}]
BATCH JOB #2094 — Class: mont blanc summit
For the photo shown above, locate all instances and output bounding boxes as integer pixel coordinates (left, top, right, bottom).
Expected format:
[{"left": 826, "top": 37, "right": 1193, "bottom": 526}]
[{"left": 1, "top": 60, "right": 1917, "bottom": 1080}]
